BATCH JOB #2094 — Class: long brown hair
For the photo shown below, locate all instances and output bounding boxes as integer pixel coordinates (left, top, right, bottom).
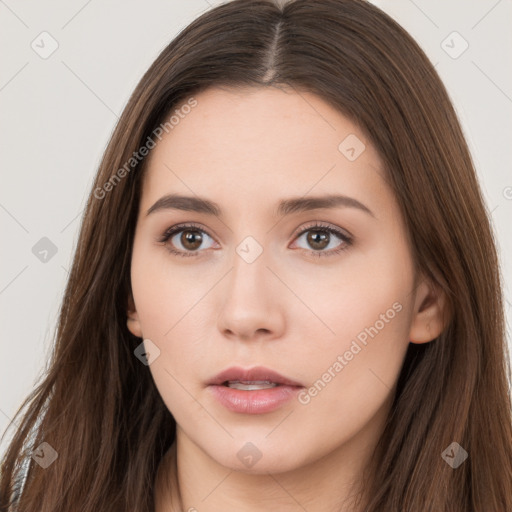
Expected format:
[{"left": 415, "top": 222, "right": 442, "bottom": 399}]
[{"left": 2, "top": 0, "right": 511, "bottom": 510}]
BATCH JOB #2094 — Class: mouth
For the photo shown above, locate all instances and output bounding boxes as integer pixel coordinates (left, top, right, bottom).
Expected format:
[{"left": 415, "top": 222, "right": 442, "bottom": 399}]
[
  {"left": 222, "top": 380, "right": 279, "bottom": 391},
  {"left": 208, "top": 365, "right": 304, "bottom": 388},
  {"left": 207, "top": 366, "right": 304, "bottom": 414}
]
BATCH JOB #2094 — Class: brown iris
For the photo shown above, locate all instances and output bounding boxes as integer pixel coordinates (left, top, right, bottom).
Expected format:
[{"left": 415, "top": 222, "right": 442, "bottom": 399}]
[
  {"left": 307, "top": 230, "right": 329, "bottom": 250},
  {"left": 180, "top": 230, "right": 203, "bottom": 251}
]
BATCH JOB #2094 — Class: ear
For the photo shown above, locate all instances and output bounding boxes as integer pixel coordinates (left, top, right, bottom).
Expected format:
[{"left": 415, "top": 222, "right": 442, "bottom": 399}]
[
  {"left": 126, "top": 293, "right": 143, "bottom": 338},
  {"left": 409, "top": 275, "right": 450, "bottom": 344}
]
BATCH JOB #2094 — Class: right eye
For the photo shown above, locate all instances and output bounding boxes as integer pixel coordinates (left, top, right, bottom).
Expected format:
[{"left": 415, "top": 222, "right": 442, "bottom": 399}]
[{"left": 159, "top": 223, "right": 217, "bottom": 258}]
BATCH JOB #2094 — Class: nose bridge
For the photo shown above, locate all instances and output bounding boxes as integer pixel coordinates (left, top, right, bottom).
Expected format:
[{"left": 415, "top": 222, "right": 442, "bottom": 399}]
[
  {"left": 229, "top": 234, "right": 272, "bottom": 302},
  {"left": 227, "top": 212, "right": 270, "bottom": 284},
  {"left": 216, "top": 231, "right": 285, "bottom": 339}
]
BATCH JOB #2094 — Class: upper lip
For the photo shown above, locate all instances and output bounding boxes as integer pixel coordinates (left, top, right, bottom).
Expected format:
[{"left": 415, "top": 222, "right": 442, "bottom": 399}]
[{"left": 208, "top": 366, "right": 304, "bottom": 387}]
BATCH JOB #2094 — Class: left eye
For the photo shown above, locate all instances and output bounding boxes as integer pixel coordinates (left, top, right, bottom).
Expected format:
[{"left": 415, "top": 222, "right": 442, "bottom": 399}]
[{"left": 293, "top": 226, "right": 350, "bottom": 254}]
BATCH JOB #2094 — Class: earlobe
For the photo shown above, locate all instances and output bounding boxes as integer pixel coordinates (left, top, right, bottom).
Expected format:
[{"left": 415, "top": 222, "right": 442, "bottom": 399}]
[
  {"left": 126, "top": 294, "right": 143, "bottom": 338},
  {"left": 409, "top": 277, "right": 450, "bottom": 344}
]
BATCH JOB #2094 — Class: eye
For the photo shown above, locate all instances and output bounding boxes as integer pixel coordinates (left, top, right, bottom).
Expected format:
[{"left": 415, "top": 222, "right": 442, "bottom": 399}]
[
  {"left": 291, "top": 221, "right": 353, "bottom": 258},
  {"left": 158, "top": 221, "right": 353, "bottom": 259},
  {"left": 158, "top": 223, "right": 216, "bottom": 258}
]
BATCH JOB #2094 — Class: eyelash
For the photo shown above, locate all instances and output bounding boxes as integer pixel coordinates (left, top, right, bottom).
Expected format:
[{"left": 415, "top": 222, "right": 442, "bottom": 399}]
[{"left": 158, "top": 221, "right": 353, "bottom": 259}]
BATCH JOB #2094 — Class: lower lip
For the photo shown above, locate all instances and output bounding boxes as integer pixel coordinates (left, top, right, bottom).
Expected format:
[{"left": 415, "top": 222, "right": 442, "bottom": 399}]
[{"left": 208, "top": 384, "right": 303, "bottom": 414}]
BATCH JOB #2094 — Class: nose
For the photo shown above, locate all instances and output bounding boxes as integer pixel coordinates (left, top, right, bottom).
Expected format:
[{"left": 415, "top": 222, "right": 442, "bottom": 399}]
[{"left": 216, "top": 244, "right": 286, "bottom": 343}]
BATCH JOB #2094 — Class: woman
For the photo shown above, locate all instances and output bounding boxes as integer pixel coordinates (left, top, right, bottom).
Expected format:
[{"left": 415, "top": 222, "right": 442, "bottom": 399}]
[{"left": 1, "top": 0, "right": 511, "bottom": 510}]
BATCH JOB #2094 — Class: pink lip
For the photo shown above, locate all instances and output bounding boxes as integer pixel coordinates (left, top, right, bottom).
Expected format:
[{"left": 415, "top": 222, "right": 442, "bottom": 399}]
[{"left": 207, "top": 365, "right": 304, "bottom": 415}]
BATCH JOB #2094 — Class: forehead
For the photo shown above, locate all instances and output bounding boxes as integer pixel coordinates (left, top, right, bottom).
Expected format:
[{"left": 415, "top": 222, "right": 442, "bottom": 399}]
[{"left": 141, "top": 86, "right": 388, "bottom": 214}]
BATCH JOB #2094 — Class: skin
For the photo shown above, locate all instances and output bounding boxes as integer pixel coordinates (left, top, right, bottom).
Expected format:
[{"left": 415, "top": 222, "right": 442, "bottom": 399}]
[{"left": 126, "top": 86, "right": 448, "bottom": 511}]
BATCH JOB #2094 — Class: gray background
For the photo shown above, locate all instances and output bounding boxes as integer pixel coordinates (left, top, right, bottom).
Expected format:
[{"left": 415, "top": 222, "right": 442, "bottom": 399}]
[{"left": 1, "top": 0, "right": 511, "bottom": 457}]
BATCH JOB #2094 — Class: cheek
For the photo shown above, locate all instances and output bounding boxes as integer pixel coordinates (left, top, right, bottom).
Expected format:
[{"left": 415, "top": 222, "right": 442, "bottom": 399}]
[
  {"left": 130, "top": 255, "right": 211, "bottom": 420},
  {"left": 297, "top": 288, "right": 411, "bottom": 402},
  {"left": 289, "top": 240, "right": 414, "bottom": 406},
  {"left": 130, "top": 244, "right": 219, "bottom": 389},
  {"left": 291, "top": 290, "right": 411, "bottom": 460},
  {"left": 289, "top": 238, "right": 413, "bottom": 347},
  {"left": 130, "top": 241, "right": 204, "bottom": 337}
]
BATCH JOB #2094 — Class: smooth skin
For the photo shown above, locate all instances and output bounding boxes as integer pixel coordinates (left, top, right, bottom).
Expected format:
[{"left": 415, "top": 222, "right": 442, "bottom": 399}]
[{"left": 126, "top": 86, "right": 448, "bottom": 512}]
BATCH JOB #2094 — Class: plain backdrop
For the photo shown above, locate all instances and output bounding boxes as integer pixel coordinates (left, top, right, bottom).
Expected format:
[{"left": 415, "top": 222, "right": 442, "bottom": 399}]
[{"left": 1, "top": 0, "right": 511, "bottom": 459}]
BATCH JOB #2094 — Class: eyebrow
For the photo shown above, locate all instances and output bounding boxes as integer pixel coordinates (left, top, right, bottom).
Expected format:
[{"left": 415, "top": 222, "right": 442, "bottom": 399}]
[{"left": 146, "top": 193, "right": 375, "bottom": 218}]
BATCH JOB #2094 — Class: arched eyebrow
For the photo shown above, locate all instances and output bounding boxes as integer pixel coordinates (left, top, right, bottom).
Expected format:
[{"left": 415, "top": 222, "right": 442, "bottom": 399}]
[{"left": 146, "top": 193, "right": 375, "bottom": 218}]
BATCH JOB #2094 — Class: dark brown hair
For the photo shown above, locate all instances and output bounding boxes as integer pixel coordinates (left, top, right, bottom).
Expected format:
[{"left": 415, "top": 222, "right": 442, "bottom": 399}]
[{"left": 2, "top": 0, "right": 511, "bottom": 510}]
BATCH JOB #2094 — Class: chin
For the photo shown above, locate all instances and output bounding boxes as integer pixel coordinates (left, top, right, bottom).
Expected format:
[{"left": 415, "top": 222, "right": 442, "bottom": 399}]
[{"left": 209, "top": 444, "right": 308, "bottom": 476}]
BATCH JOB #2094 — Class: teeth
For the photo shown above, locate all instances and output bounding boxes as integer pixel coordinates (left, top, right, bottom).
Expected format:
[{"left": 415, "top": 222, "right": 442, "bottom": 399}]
[{"left": 226, "top": 380, "right": 279, "bottom": 390}]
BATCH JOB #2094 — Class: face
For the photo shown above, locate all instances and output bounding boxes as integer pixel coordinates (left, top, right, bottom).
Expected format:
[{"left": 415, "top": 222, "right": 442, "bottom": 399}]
[{"left": 127, "top": 86, "right": 441, "bottom": 475}]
